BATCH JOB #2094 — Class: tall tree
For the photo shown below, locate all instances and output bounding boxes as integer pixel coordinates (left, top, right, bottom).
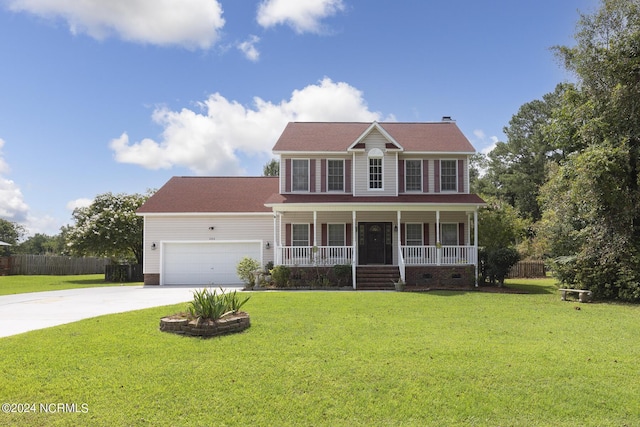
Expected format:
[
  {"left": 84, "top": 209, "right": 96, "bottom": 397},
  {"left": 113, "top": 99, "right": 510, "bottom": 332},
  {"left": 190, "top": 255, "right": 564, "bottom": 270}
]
[
  {"left": 262, "top": 159, "right": 279, "bottom": 176},
  {"left": 66, "top": 191, "right": 153, "bottom": 264},
  {"left": 0, "top": 219, "right": 25, "bottom": 255},
  {"left": 544, "top": 0, "right": 640, "bottom": 301},
  {"left": 15, "top": 233, "right": 59, "bottom": 255},
  {"left": 480, "top": 84, "right": 568, "bottom": 221}
]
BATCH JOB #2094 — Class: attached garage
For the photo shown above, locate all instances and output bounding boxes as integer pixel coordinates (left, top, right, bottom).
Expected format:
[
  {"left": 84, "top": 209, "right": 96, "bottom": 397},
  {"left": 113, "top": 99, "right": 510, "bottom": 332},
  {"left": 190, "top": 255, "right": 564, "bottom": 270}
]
[{"left": 161, "top": 241, "right": 262, "bottom": 286}]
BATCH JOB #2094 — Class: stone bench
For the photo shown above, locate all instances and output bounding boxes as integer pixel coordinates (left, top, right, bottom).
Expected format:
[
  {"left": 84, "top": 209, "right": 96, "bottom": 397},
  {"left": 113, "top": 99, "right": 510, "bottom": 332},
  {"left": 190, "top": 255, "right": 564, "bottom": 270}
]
[{"left": 559, "top": 288, "right": 592, "bottom": 303}]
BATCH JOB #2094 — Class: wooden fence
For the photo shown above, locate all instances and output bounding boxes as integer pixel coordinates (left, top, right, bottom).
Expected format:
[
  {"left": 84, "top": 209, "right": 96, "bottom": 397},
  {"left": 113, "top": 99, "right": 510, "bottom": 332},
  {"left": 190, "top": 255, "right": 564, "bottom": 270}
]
[
  {"left": 5, "top": 255, "right": 111, "bottom": 276},
  {"left": 105, "top": 264, "right": 143, "bottom": 283},
  {"left": 507, "top": 260, "right": 546, "bottom": 278}
]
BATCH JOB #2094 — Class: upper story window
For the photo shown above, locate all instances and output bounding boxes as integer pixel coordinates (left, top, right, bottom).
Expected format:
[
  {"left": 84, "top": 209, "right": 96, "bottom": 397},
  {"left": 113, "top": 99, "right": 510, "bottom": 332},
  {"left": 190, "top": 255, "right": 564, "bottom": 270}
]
[
  {"left": 405, "top": 160, "right": 422, "bottom": 192},
  {"left": 440, "top": 160, "right": 457, "bottom": 192},
  {"left": 327, "top": 160, "right": 344, "bottom": 191},
  {"left": 291, "top": 159, "right": 309, "bottom": 192},
  {"left": 369, "top": 158, "right": 382, "bottom": 189}
]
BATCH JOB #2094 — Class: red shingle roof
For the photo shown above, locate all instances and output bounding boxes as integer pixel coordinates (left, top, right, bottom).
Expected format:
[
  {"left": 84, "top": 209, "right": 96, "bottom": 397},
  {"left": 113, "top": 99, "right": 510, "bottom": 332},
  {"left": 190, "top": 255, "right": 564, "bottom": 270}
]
[
  {"left": 272, "top": 122, "right": 476, "bottom": 153},
  {"left": 137, "top": 176, "right": 278, "bottom": 214}
]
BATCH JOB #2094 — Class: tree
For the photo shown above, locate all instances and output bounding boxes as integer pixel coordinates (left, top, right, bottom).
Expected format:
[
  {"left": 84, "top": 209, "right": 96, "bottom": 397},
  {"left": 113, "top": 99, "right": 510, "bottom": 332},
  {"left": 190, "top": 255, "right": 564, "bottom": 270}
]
[
  {"left": 479, "top": 84, "right": 567, "bottom": 221},
  {"left": 544, "top": 0, "right": 640, "bottom": 301},
  {"left": 477, "top": 197, "right": 527, "bottom": 286},
  {"left": 477, "top": 197, "right": 528, "bottom": 251},
  {"left": 262, "top": 159, "right": 279, "bottom": 176},
  {"left": 15, "top": 233, "right": 63, "bottom": 255},
  {"left": 65, "top": 191, "right": 153, "bottom": 264},
  {"left": 0, "top": 219, "right": 25, "bottom": 256}
]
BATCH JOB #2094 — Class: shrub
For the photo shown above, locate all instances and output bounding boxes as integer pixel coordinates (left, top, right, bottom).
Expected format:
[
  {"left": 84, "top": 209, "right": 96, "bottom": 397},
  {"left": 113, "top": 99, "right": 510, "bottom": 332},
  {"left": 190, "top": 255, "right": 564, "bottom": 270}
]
[
  {"left": 333, "top": 264, "right": 351, "bottom": 286},
  {"left": 187, "top": 288, "right": 251, "bottom": 321},
  {"left": 271, "top": 265, "right": 291, "bottom": 287},
  {"left": 265, "top": 261, "right": 274, "bottom": 272},
  {"left": 236, "top": 257, "right": 261, "bottom": 285},
  {"left": 479, "top": 247, "right": 520, "bottom": 286}
]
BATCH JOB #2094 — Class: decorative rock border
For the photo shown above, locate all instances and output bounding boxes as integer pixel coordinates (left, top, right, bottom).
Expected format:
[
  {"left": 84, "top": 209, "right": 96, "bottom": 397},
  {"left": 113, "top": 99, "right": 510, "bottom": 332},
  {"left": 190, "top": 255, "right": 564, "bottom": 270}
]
[{"left": 160, "top": 312, "right": 250, "bottom": 338}]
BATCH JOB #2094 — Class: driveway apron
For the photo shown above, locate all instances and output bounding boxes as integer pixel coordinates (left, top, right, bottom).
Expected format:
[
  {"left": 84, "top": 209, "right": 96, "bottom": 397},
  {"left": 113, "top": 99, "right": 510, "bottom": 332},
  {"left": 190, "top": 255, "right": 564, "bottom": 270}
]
[{"left": 0, "top": 286, "right": 240, "bottom": 338}]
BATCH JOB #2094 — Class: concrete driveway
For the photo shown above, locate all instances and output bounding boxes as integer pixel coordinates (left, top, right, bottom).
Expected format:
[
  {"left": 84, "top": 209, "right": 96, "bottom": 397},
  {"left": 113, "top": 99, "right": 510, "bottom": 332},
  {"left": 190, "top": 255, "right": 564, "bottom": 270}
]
[{"left": 0, "top": 285, "right": 242, "bottom": 338}]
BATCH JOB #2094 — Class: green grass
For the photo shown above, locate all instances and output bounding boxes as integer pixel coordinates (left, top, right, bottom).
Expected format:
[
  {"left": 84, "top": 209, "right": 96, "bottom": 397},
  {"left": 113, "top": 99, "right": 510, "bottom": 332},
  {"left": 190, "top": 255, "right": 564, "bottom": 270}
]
[
  {"left": 0, "top": 275, "right": 140, "bottom": 295},
  {"left": 1, "top": 278, "right": 639, "bottom": 426}
]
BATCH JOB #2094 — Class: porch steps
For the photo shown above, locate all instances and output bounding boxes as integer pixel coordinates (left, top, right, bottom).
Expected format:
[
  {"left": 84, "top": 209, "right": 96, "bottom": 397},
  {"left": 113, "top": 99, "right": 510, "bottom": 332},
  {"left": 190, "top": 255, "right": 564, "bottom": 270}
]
[{"left": 356, "top": 266, "right": 400, "bottom": 290}]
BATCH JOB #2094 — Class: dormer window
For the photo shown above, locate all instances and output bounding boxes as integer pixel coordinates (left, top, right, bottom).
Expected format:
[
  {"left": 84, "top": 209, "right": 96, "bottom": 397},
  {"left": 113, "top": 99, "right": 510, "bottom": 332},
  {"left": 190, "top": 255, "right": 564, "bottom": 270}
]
[
  {"left": 368, "top": 148, "right": 384, "bottom": 190},
  {"left": 291, "top": 159, "right": 309, "bottom": 192}
]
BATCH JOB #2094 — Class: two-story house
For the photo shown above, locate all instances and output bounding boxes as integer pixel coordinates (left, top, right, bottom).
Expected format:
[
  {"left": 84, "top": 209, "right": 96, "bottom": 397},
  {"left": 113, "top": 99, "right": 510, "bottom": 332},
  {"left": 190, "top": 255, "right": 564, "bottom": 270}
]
[{"left": 137, "top": 120, "right": 485, "bottom": 288}]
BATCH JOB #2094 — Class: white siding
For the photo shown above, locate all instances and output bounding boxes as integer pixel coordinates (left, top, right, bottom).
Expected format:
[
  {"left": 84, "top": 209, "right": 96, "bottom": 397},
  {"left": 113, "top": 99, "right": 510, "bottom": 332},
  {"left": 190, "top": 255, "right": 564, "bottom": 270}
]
[
  {"left": 143, "top": 214, "right": 274, "bottom": 275},
  {"left": 353, "top": 129, "right": 397, "bottom": 197}
]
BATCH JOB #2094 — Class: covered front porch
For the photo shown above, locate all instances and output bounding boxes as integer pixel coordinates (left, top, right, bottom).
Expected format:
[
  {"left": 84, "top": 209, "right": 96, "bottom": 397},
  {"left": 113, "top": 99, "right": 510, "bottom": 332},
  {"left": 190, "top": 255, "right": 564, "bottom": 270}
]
[{"left": 268, "top": 204, "right": 480, "bottom": 288}]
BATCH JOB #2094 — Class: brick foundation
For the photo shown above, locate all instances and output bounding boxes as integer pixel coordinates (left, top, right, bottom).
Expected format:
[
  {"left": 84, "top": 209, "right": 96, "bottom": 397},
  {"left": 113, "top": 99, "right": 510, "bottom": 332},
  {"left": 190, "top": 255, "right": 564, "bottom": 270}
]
[
  {"left": 144, "top": 274, "right": 160, "bottom": 286},
  {"left": 405, "top": 265, "right": 475, "bottom": 288}
]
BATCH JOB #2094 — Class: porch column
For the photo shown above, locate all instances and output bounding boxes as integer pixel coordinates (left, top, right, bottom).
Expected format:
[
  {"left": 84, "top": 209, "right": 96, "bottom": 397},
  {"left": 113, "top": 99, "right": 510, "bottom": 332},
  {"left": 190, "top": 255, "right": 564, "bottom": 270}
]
[
  {"left": 397, "top": 210, "right": 404, "bottom": 283},
  {"left": 436, "top": 210, "right": 441, "bottom": 265},
  {"left": 474, "top": 209, "right": 479, "bottom": 287},
  {"left": 396, "top": 210, "right": 402, "bottom": 251},
  {"left": 273, "top": 213, "right": 278, "bottom": 265},
  {"left": 279, "top": 212, "right": 283, "bottom": 265},
  {"left": 352, "top": 210, "right": 357, "bottom": 289},
  {"left": 313, "top": 211, "right": 317, "bottom": 247}
]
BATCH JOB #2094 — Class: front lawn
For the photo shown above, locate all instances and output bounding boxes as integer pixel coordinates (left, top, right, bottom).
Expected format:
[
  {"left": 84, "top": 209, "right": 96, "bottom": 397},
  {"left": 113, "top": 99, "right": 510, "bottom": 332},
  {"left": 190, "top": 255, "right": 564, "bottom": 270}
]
[
  {"left": 0, "top": 278, "right": 638, "bottom": 426},
  {"left": 0, "top": 275, "right": 140, "bottom": 295}
]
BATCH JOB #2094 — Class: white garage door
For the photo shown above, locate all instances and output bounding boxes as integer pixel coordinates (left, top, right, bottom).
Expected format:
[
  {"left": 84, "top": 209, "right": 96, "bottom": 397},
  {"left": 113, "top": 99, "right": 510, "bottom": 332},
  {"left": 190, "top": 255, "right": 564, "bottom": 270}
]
[{"left": 162, "top": 241, "right": 261, "bottom": 286}]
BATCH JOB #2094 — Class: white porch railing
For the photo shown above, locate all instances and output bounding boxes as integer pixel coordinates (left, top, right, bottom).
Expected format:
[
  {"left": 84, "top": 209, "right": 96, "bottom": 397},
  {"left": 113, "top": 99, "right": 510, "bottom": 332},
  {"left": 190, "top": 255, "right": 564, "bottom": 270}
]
[
  {"left": 401, "top": 245, "right": 477, "bottom": 266},
  {"left": 277, "top": 245, "right": 477, "bottom": 267},
  {"left": 278, "top": 246, "right": 353, "bottom": 266}
]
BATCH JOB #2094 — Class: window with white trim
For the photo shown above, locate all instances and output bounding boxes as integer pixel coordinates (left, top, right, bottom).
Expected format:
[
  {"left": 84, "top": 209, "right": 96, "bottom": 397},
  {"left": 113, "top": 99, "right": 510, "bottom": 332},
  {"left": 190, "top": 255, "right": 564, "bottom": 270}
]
[
  {"left": 292, "top": 224, "right": 309, "bottom": 246},
  {"left": 328, "top": 224, "right": 345, "bottom": 246},
  {"left": 405, "top": 160, "right": 422, "bottom": 192},
  {"left": 292, "top": 159, "right": 309, "bottom": 192},
  {"left": 327, "top": 160, "right": 344, "bottom": 191},
  {"left": 441, "top": 223, "right": 458, "bottom": 246},
  {"left": 405, "top": 223, "right": 423, "bottom": 246},
  {"left": 369, "top": 158, "right": 382, "bottom": 189},
  {"left": 440, "top": 160, "right": 457, "bottom": 192}
]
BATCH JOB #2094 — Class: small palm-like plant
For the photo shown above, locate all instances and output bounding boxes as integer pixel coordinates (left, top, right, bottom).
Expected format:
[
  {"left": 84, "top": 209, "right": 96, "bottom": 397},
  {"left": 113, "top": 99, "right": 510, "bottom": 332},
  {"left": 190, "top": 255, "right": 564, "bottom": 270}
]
[{"left": 187, "top": 288, "right": 251, "bottom": 321}]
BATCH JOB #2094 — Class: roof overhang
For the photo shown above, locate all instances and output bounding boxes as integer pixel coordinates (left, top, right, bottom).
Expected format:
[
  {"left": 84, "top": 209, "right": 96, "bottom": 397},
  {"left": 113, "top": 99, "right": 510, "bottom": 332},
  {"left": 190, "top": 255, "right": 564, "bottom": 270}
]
[
  {"left": 265, "top": 201, "right": 485, "bottom": 213},
  {"left": 137, "top": 212, "right": 274, "bottom": 217}
]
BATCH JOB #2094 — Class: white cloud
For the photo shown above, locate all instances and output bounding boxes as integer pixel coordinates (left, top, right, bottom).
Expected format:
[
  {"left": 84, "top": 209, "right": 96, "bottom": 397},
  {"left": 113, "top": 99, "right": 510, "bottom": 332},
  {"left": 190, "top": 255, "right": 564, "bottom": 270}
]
[
  {"left": 66, "top": 198, "right": 93, "bottom": 212},
  {"left": 110, "top": 77, "right": 383, "bottom": 175},
  {"left": 472, "top": 129, "right": 499, "bottom": 155},
  {"left": 257, "top": 0, "right": 345, "bottom": 33},
  {"left": 238, "top": 35, "right": 261, "bottom": 61},
  {"left": 5, "top": 0, "right": 225, "bottom": 49},
  {"left": 0, "top": 139, "right": 29, "bottom": 224}
]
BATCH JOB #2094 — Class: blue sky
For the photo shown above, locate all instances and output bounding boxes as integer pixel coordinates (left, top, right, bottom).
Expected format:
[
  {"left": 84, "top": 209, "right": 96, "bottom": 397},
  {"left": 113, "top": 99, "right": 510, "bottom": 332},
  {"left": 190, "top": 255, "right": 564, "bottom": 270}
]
[{"left": 0, "top": 0, "right": 599, "bottom": 237}]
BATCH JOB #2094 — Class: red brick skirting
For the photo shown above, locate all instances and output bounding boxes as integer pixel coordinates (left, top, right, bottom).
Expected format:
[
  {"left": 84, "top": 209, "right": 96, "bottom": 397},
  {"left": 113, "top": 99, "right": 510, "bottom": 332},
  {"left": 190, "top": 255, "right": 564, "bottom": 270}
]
[
  {"left": 144, "top": 274, "right": 160, "bottom": 285},
  {"left": 405, "top": 265, "right": 475, "bottom": 288}
]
